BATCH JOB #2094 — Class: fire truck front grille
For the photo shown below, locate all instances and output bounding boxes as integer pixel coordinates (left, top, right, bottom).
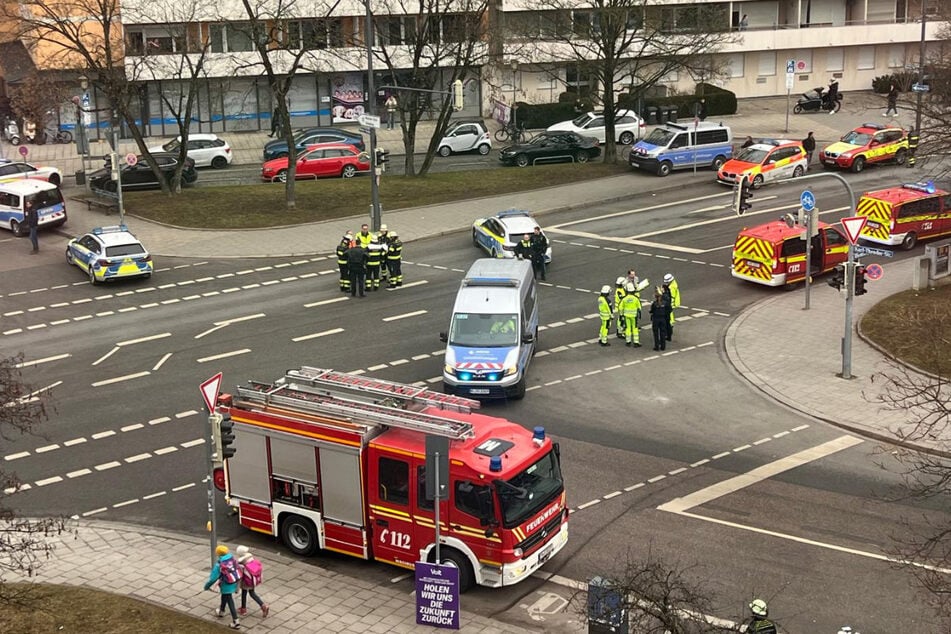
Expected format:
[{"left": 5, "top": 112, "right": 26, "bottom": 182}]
[{"left": 516, "top": 513, "right": 564, "bottom": 555}]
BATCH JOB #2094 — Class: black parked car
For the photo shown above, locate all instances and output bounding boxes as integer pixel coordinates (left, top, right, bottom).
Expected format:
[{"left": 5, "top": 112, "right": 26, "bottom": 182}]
[
  {"left": 263, "top": 128, "right": 365, "bottom": 161},
  {"left": 88, "top": 153, "right": 197, "bottom": 192},
  {"left": 498, "top": 131, "right": 601, "bottom": 167}
]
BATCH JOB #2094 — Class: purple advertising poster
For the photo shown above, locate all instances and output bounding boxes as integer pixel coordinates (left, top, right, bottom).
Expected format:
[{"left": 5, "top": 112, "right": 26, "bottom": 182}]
[{"left": 415, "top": 561, "right": 460, "bottom": 629}]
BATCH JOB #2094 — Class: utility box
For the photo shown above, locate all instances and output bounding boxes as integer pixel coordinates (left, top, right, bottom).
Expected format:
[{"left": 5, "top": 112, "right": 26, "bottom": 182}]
[
  {"left": 925, "top": 241, "right": 950, "bottom": 280},
  {"left": 75, "top": 170, "right": 85, "bottom": 186},
  {"left": 644, "top": 106, "right": 658, "bottom": 125},
  {"left": 587, "top": 576, "right": 628, "bottom": 634}
]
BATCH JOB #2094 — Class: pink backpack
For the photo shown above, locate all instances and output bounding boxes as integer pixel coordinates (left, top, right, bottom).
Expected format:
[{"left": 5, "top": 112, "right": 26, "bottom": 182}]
[{"left": 241, "top": 558, "right": 263, "bottom": 587}]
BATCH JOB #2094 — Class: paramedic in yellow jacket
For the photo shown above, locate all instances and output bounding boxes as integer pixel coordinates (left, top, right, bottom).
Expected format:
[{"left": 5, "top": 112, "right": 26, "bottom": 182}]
[
  {"left": 598, "top": 286, "right": 613, "bottom": 347},
  {"left": 619, "top": 282, "right": 642, "bottom": 348},
  {"left": 613, "top": 277, "right": 626, "bottom": 339},
  {"left": 662, "top": 273, "right": 680, "bottom": 342}
]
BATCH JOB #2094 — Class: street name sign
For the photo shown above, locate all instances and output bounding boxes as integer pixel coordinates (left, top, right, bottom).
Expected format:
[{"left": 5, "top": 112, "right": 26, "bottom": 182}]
[
  {"left": 854, "top": 245, "right": 893, "bottom": 258},
  {"left": 840, "top": 216, "right": 868, "bottom": 245},
  {"left": 912, "top": 83, "right": 930, "bottom": 93},
  {"left": 358, "top": 114, "right": 381, "bottom": 128}
]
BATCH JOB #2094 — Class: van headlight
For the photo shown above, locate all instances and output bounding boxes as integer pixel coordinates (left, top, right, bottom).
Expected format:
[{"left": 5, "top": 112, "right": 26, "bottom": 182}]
[
  {"left": 503, "top": 366, "right": 518, "bottom": 376},
  {"left": 444, "top": 365, "right": 456, "bottom": 376}
]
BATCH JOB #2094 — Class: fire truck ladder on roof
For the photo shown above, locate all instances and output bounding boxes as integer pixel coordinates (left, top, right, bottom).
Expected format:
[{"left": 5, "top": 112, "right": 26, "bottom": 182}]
[
  {"left": 285, "top": 366, "right": 480, "bottom": 414},
  {"left": 236, "top": 371, "right": 477, "bottom": 441}
]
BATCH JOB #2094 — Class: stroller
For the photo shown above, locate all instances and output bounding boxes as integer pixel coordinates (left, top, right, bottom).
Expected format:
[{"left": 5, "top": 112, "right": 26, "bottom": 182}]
[{"left": 794, "top": 87, "right": 842, "bottom": 114}]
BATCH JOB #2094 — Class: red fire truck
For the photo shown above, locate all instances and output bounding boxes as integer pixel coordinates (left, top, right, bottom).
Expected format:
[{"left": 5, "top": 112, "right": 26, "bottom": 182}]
[{"left": 214, "top": 366, "right": 568, "bottom": 591}]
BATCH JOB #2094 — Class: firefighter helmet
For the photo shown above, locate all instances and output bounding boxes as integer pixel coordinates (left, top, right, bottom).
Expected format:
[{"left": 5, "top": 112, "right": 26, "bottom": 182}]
[
  {"left": 749, "top": 599, "right": 768, "bottom": 617},
  {"left": 625, "top": 282, "right": 636, "bottom": 293},
  {"left": 664, "top": 273, "right": 674, "bottom": 283},
  {"left": 615, "top": 276, "right": 625, "bottom": 286},
  {"left": 600, "top": 285, "right": 611, "bottom": 294}
]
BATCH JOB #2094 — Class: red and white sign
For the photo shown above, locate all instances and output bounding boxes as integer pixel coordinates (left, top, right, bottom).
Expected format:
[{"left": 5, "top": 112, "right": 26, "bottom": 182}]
[
  {"left": 200, "top": 372, "right": 223, "bottom": 412},
  {"left": 125, "top": 152, "right": 138, "bottom": 166},
  {"left": 840, "top": 216, "right": 868, "bottom": 245},
  {"left": 865, "top": 263, "right": 884, "bottom": 281}
]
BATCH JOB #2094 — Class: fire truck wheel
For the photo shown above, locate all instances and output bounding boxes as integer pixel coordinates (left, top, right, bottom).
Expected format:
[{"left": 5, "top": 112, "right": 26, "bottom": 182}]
[
  {"left": 433, "top": 548, "right": 475, "bottom": 592},
  {"left": 280, "top": 515, "right": 319, "bottom": 556}
]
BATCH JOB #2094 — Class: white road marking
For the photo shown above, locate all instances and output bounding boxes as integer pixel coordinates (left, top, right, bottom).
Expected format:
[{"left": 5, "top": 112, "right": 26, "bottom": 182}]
[
  {"left": 118, "top": 332, "right": 172, "bottom": 347},
  {"left": 4, "top": 451, "right": 29, "bottom": 461},
  {"left": 197, "top": 349, "right": 251, "bottom": 363},
  {"left": 659, "top": 435, "right": 863, "bottom": 515},
  {"left": 383, "top": 309, "right": 427, "bottom": 322},
  {"left": 14, "top": 353, "right": 70, "bottom": 368},
  {"left": 92, "top": 346, "right": 120, "bottom": 366},
  {"left": 303, "top": 296, "right": 349, "bottom": 308},
  {"left": 152, "top": 353, "right": 172, "bottom": 371},
  {"left": 291, "top": 328, "right": 344, "bottom": 342},
  {"left": 395, "top": 280, "right": 428, "bottom": 290},
  {"left": 92, "top": 371, "right": 150, "bottom": 387}
]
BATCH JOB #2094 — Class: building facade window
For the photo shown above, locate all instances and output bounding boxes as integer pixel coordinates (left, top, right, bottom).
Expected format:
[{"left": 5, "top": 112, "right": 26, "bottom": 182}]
[
  {"left": 887, "top": 44, "right": 905, "bottom": 68},
  {"left": 856, "top": 46, "right": 875, "bottom": 70},
  {"left": 126, "top": 25, "right": 186, "bottom": 55},
  {"left": 758, "top": 51, "right": 776, "bottom": 76},
  {"left": 211, "top": 23, "right": 256, "bottom": 53},
  {"left": 826, "top": 48, "right": 844, "bottom": 72},
  {"left": 375, "top": 15, "right": 418, "bottom": 45},
  {"left": 727, "top": 53, "right": 744, "bottom": 78}
]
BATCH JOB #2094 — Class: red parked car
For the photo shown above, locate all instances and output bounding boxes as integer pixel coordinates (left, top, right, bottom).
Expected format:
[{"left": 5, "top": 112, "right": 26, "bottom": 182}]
[{"left": 261, "top": 144, "right": 370, "bottom": 182}]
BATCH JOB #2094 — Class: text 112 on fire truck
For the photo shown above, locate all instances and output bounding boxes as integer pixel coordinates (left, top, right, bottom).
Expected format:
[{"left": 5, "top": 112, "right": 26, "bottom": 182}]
[{"left": 213, "top": 366, "right": 569, "bottom": 591}]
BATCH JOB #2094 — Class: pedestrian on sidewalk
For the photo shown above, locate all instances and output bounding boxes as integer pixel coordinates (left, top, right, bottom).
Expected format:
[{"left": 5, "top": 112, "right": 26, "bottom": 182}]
[
  {"left": 235, "top": 545, "right": 270, "bottom": 618},
  {"left": 25, "top": 200, "right": 38, "bottom": 254},
  {"left": 204, "top": 544, "right": 241, "bottom": 629},
  {"left": 802, "top": 131, "right": 816, "bottom": 164},
  {"left": 385, "top": 94, "right": 398, "bottom": 130},
  {"left": 884, "top": 84, "right": 899, "bottom": 117},
  {"left": 662, "top": 273, "right": 680, "bottom": 341},
  {"left": 269, "top": 108, "right": 281, "bottom": 138}
]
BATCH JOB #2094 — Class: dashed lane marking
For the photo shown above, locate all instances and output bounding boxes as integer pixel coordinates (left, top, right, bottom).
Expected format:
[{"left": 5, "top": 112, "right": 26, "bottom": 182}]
[{"left": 292, "top": 328, "right": 345, "bottom": 342}]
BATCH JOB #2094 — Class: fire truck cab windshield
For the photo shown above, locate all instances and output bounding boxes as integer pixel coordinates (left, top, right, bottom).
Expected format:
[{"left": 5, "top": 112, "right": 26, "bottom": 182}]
[{"left": 495, "top": 450, "right": 564, "bottom": 527}]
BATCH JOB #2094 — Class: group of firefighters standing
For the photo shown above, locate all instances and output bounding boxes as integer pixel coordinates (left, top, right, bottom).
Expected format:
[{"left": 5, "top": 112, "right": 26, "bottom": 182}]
[
  {"left": 336, "top": 223, "right": 404, "bottom": 297},
  {"left": 598, "top": 270, "right": 681, "bottom": 351}
]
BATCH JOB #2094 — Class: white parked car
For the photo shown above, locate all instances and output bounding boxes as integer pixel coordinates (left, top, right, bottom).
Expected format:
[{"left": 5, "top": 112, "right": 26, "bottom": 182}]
[
  {"left": 148, "top": 133, "right": 232, "bottom": 169},
  {"left": 437, "top": 121, "right": 492, "bottom": 156},
  {"left": 547, "top": 109, "right": 645, "bottom": 145}
]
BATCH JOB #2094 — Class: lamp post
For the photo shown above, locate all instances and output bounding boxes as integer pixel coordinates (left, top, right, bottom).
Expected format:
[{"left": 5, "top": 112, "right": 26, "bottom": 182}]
[
  {"left": 77, "top": 74, "right": 89, "bottom": 180},
  {"left": 914, "top": 1, "right": 927, "bottom": 136},
  {"left": 364, "top": 0, "right": 382, "bottom": 232}
]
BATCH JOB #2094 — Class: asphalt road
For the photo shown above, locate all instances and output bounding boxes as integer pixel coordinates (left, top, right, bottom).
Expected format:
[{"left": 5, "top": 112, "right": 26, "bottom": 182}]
[{"left": 1, "top": 162, "right": 942, "bottom": 632}]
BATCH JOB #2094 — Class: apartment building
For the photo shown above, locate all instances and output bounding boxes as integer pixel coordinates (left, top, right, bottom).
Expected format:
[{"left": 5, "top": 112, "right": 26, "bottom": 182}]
[{"left": 1, "top": 0, "right": 946, "bottom": 136}]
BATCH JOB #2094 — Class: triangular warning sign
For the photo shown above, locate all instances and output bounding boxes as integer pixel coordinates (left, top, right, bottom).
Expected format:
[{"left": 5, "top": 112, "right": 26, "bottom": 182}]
[
  {"left": 840, "top": 216, "right": 868, "bottom": 245},
  {"left": 200, "top": 373, "right": 223, "bottom": 412}
]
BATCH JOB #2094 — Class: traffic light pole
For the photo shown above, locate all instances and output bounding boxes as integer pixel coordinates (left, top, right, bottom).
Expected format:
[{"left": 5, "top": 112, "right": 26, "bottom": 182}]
[
  {"left": 206, "top": 412, "right": 221, "bottom": 567},
  {"left": 364, "top": 0, "right": 382, "bottom": 232},
  {"left": 841, "top": 254, "right": 856, "bottom": 380}
]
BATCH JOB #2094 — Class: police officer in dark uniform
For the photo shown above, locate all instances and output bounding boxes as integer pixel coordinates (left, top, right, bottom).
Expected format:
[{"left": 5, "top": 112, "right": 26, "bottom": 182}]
[
  {"left": 514, "top": 233, "right": 532, "bottom": 261},
  {"left": 25, "top": 200, "right": 39, "bottom": 253},
  {"left": 529, "top": 226, "right": 548, "bottom": 280},
  {"left": 346, "top": 242, "right": 368, "bottom": 298}
]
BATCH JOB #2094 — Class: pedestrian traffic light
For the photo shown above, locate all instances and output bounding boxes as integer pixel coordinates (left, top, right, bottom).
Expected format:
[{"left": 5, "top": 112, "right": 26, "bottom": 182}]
[
  {"left": 828, "top": 264, "right": 844, "bottom": 291},
  {"left": 734, "top": 175, "right": 754, "bottom": 215},
  {"left": 854, "top": 265, "right": 868, "bottom": 295},
  {"left": 375, "top": 147, "right": 389, "bottom": 172},
  {"left": 218, "top": 413, "right": 236, "bottom": 460},
  {"left": 453, "top": 79, "right": 464, "bottom": 111}
]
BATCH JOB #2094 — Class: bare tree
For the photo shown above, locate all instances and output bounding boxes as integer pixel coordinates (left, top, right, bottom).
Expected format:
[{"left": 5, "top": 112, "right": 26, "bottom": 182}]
[
  {"left": 0, "top": 354, "right": 68, "bottom": 600},
  {"left": 505, "top": 0, "right": 737, "bottom": 162},
  {"left": 569, "top": 547, "right": 743, "bottom": 633},
  {"left": 369, "top": 0, "right": 490, "bottom": 176},
  {"left": 909, "top": 8, "right": 951, "bottom": 180},
  {"left": 7, "top": 0, "right": 189, "bottom": 193},
  {"left": 8, "top": 73, "right": 71, "bottom": 144}
]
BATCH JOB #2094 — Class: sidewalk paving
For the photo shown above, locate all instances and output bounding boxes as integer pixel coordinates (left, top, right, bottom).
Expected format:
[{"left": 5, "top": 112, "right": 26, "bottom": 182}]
[{"left": 7, "top": 94, "right": 948, "bottom": 632}]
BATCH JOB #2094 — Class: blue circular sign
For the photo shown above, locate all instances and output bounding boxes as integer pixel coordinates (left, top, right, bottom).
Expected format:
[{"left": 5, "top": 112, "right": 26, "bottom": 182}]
[{"left": 800, "top": 190, "right": 816, "bottom": 212}]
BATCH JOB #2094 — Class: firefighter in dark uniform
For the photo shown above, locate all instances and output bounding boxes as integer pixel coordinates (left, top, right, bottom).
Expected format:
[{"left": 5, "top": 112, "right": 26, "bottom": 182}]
[
  {"left": 346, "top": 242, "right": 368, "bottom": 297},
  {"left": 745, "top": 599, "right": 778, "bottom": 634},
  {"left": 336, "top": 234, "right": 351, "bottom": 293},
  {"left": 377, "top": 224, "right": 390, "bottom": 283},
  {"left": 386, "top": 231, "right": 403, "bottom": 288},
  {"left": 366, "top": 237, "right": 385, "bottom": 291}
]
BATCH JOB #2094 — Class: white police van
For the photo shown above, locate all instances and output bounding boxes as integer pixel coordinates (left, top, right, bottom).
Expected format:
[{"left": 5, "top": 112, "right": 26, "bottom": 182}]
[
  {"left": 0, "top": 179, "right": 67, "bottom": 236},
  {"left": 440, "top": 259, "right": 538, "bottom": 400},
  {"left": 629, "top": 121, "right": 733, "bottom": 176}
]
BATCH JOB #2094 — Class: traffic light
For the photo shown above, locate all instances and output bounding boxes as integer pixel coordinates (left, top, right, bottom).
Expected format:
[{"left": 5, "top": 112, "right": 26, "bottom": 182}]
[
  {"left": 734, "top": 175, "right": 754, "bottom": 215},
  {"left": 375, "top": 147, "right": 389, "bottom": 172},
  {"left": 453, "top": 79, "right": 464, "bottom": 111},
  {"left": 108, "top": 152, "right": 119, "bottom": 181},
  {"left": 219, "top": 413, "right": 236, "bottom": 459},
  {"left": 854, "top": 265, "right": 868, "bottom": 295},
  {"left": 828, "top": 264, "right": 844, "bottom": 291}
]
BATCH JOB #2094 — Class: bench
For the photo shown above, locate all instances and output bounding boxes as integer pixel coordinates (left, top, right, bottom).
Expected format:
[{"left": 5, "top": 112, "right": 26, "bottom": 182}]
[{"left": 71, "top": 195, "right": 119, "bottom": 213}]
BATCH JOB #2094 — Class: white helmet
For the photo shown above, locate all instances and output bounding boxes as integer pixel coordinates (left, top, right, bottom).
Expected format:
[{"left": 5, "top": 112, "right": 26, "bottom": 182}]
[
  {"left": 389, "top": 231, "right": 398, "bottom": 238},
  {"left": 749, "top": 599, "right": 768, "bottom": 617},
  {"left": 380, "top": 224, "right": 388, "bottom": 231},
  {"left": 663, "top": 273, "right": 674, "bottom": 284},
  {"left": 600, "top": 285, "right": 611, "bottom": 294},
  {"left": 624, "top": 282, "right": 636, "bottom": 293},
  {"left": 615, "top": 277, "right": 625, "bottom": 286}
]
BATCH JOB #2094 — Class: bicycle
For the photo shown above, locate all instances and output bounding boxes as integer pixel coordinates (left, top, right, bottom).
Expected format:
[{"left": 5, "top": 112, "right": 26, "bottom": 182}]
[
  {"left": 494, "top": 121, "right": 531, "bottom": 144},
  {"left": 45, "top": 128, "right": 73, "bottom": 144}
]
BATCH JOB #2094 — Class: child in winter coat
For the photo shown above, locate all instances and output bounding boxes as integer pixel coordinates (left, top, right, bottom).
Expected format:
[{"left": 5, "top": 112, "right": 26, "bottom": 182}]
[
  {"left": 236, "top": 545, "right": 270, "bottom": 618},
  {"left": 204, "top": 544, "right": 241, "bottom": 629}
]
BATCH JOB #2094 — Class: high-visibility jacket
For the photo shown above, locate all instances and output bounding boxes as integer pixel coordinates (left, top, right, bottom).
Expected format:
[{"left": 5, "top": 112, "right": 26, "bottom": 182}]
[
  {"left": 613, "top": 286, "right": 625, "bottom": 312},
  {"left": 598, "top": 295, "right": 612, "bottom": 319},
  {"left": 668, "top": 280, "right": 681, "bottom": 309},
  {"left": 356, "top": 232, "right": 373, "bottom": 248},
  {"left": 619, "top": 292, "right": 641, "bottom": 318},
  {"left": 366, "top": 244, "right": 384, "bottom": 267}
]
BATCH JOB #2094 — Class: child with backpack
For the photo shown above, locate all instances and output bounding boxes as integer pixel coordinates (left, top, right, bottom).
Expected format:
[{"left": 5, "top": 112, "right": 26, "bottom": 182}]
[
  {"left": 236, "top": 545, "right": 270, "bottom": 618},
  {"left": 203, "top": 544, "right": 241, "bottom": 629}
]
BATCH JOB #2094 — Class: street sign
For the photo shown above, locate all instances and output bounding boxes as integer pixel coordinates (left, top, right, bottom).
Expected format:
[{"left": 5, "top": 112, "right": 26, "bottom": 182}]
[
  {"left": 358, "top": 113, "right": 381, "bottom": 128},
  {"left": 854, "top": 245, "right": 894, "bottom": 258},
  {"left": 125, "top": 152, "right": 138, "bottom": 166},
  {"left": 200, "top": 372, "right": 223, "bottom": 413},
  {"left": 18, "top": 145, "right": 28, "bottom": 157},
  {"left": 912, "top": 83, "right": 930, "bottom": 93},
  {"left": 786, "top": 59, "right": 796, "bottom": 74},
  {"left": 415, "top": 562, "right": 460, "bottom": 629},
  {"left": 840, "top": 216, "right": 868, "bottom": 245},
  {"left": 865, "top": 263, "right": 884, "bottom": 280},
  {"left": 785, "top": 73, "right": 795, "bottom": 90},
  {"left": 800, "top": 190, "right": 815, "bottom": 212},
  {"left": 424, "top": 435, "right": 449, "bottom": 501}
]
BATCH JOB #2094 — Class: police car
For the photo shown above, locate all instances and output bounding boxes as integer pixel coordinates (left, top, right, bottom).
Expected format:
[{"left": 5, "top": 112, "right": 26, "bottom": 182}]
[
  {"left": 471, "top": 209, "right": 552, "bottom": 263},
  {"left": 66, "top": 225, "right": 153, "bottom": 284},
  {"left": 717, "top": 139, "right": 808, "bottom": 188},
  {"left": 0, "top": 159, "right": 63, "bottom": 187}
]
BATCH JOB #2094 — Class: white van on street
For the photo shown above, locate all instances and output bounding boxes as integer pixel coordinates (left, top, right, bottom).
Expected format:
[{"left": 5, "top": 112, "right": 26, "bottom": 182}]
[{"left": 0, "top": 179, "right": 67, "bottom": 236}]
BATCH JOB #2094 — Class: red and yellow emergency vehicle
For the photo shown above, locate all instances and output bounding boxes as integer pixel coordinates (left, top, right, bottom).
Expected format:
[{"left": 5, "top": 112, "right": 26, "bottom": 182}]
[
  {"left": 731, "top": 219, "right": 850, "bottom": 286},
  {"left": 857, "top": 181, "right": 951, "bottom": 250},
  {"left": 215, "top": 366, "right": 568, "bottom": 591}
]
